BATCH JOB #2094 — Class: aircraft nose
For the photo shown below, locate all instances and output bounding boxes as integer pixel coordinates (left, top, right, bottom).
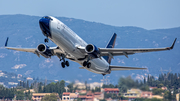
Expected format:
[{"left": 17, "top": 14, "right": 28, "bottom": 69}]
[{"left": 39, "top": 16, "right": 51, "bottom": 37}]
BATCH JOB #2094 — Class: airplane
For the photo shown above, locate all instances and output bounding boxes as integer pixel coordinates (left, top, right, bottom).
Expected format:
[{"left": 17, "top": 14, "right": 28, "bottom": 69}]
[{"left": 5, "top": 16, "right": 177, "bottom": 76}]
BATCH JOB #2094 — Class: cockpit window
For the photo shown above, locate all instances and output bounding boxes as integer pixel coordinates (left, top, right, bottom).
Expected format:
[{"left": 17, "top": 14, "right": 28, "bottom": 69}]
[{"left": 44, "top": 16, "right": 53, "bottom": 21}]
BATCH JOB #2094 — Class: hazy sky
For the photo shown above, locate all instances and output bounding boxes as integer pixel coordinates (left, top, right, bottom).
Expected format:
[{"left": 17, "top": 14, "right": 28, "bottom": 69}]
[{"left": 0, "top": 0, "right": 179, "bottom": 29}]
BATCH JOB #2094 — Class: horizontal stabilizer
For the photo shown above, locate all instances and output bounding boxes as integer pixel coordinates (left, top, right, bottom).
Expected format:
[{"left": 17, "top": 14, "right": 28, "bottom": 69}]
[{"left": 110, "top": 65, "right": 147, "bottom": 71}]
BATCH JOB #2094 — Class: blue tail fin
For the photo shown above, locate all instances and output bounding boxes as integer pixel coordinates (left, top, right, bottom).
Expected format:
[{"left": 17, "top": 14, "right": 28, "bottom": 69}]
[{"left": 103, "top": 33, "right": 117, "bottom": 64}]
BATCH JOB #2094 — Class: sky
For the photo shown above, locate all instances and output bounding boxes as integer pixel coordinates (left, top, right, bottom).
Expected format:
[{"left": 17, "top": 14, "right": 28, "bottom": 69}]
[{"left": 0, "top": 0, "right": 180, "bottom": 30}]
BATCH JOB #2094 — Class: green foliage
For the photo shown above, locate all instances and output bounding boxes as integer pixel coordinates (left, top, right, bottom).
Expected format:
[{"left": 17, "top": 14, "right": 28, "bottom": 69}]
[
  {"left": 92, "top": 87, "right": 101, "bottom": 92},
  {"left": 0, "top": 85, "right": 15, "bottom": 99},
  {"left": 133, "top": 98, "right": 163, "bottom": 101},
  {"left": 152, "top": 88, "right": 163, "bottom": 95},
  {"left": 41, "top": 93, "right": 58, "bottom": 101},
  {"left": 77, "top": 98, "right": 82, "bottom": 101},
  {"left": 99, "top": 99, "right": 106, "bottom": 101},
  {"left": 104, "top": 93, "right": 112, "bottom": 98},
  {"left": 40, "top": 80, "right": 65, "bottom": 98},
  {"left": 24, "top": 90, "right": 32, "bottom": 100},
  {"left": 102, "top": 84, "right": 115, "bottom": 88},
  {"left": 67, "top": 83, "right": 74, "bottom": 92},
  {"left": 140, "top": 85, "right": 150, "bottom": 91},
  {"left": 157, "top": 84, "right": 164, "bottom": 88},
  {"left": 16, "top": 91, "right": 24, "bottom": 100}
]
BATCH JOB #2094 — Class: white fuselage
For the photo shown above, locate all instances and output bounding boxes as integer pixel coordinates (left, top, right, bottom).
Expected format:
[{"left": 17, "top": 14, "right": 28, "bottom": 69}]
[{"left": 48, "top": 17, "right": 110, "bottom": 74}]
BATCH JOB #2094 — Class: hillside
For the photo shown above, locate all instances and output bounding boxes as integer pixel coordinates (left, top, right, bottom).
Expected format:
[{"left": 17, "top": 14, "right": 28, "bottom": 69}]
[{"left": 0, "top": 14, "right": 179, "bottom": 84}]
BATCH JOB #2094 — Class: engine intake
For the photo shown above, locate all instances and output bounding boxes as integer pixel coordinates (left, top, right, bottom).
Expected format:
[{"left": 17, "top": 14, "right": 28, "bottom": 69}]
[
  {"left": 85, "top": 44, "right": 100, "bottom": 58},
  {"left": 37, "top": 44, "right": 53, "bottom": 58}
]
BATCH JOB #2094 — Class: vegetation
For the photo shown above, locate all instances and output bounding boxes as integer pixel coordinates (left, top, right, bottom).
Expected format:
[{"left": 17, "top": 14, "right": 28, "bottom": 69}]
[
  {"left": 41, "top": 93, "right": 59, "bottom": 101},
  {"left": 133, "top": 98, "right": 163, "bottom": 101},
  {"left": 0, "top": 72, "right": 180, "bottom": 100}
]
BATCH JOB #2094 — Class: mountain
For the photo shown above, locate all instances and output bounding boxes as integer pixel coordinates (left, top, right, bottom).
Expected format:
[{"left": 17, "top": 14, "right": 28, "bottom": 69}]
[{"left": 0, "top": 14, "right": 179, "bottom": 84}]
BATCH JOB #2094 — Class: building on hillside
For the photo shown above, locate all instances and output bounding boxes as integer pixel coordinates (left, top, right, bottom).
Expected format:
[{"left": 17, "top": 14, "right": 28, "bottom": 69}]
[
  {"left": 24, "top": 89, "right": 35, "bottom": 93},
  {"left": 70, "top": 93, "right": 78, "bottom": 101},
  {"left": 152, "top": 95, "right": 163, "bottom": 99},
  {"left": 103, "top": 88, "right": 119, "bottom": 94},
  {"left": 89, "top": 82, "right": 103, "bottom": 90},
  {"left": 123, "top": 88, "right": 141, "bottom": 101},
  {"left": 149, "top": 87, "right": 157, "bottom": 90},
  {"left": 27, "top": 77, "right": 33, "bottom": 80},
  {"left": 161, "top": 86, "right": 167, "bottom": 90},
  {"left": 94, "top": 92, "right": 104, "bottom": 100},
  {"left": 32, "top": 93, "right": 59, "bottom": 101},
  {"left": 62, "top": 92, "right": 70, "bottom": 101},
  {"left": 62, "top": 92, "right": 78, "bottom": 101},
  {"left": 77, "top": 92, "right": 104, "bottom": 101},
  {"left": 176, "top": 93, "right": 180, "bottom": 101},
  {"left": 106, "top": 98, "right": 113, "bottom": 101},
  {"left": 73, "top": 82, "right": 86, "bottom": 89},
  {"left": 140, "top": 91, "right": 152, "bottom": 98},
  {"left": 76, "top": 90, "right": 87, "bottom": 94},
  {"left": 86, "top": 92, "right": 94, "bottom": 101}
]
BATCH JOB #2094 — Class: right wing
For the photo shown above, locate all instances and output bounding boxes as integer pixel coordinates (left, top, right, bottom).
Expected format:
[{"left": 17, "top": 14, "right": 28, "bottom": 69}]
[
  {"left": 110, "top": 65, "right": 147, "bottom": 71},
  {"left": 99, "top": 38, "right": 177, "bottom": 58}
]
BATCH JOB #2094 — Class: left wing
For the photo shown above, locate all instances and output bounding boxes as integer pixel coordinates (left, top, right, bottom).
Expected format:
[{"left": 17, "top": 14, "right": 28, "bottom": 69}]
[
  {"left": 5, "top": 37, "right": 63, "bottom": 58},
  {"left": 99, "top": 38, "right": 177, "bottom": 58}
]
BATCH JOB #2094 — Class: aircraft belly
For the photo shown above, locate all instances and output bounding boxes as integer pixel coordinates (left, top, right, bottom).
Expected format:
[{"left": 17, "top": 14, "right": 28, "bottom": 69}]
[{"left": 85, "top": 58, "right": 109, "bottom": 74}]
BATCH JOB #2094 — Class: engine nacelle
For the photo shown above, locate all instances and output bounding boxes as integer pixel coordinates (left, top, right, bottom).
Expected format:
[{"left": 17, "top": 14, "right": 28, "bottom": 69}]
[
  {"left": 37, "top": 44, "right": 53, "bottom": 58},
  {"left": 85, "top": 44, "right": 100, "bottom": 58}
]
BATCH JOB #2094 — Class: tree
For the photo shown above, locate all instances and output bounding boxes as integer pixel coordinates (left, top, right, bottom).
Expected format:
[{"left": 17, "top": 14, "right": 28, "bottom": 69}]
[
  {"left": 16, "top": 91, "right": 24, "bottom": 100},
  {"left": 59, "top": 80, "right": 65, "bottom": 98},
  {"left": 152, "top": 88, "right": 163, "bottom": 95},
  {"left": 27, "top": 80, "right": 29, "bottom": 89},
  {"left": 157, "top": 83, "right": 164, "bottom": 88},
  {"left": 140, "top": 85, "right": 149, "bottom": 91},
  {"left": 41, "top": 93, "right": 58, "bottom": 101},
  {"left": 167, "top": 90, "right": 172, "bottom": 101},
  {"left": 67, "top": 83, "right": 74, "bottom": 92}
]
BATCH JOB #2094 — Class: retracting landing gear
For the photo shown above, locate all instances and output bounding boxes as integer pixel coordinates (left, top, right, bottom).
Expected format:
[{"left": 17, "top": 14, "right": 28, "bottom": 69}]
[
  {"left": 44, "top": 38, "right": 49, "bottom": 43},
  {"left": 83, "top": 56, "right": 91, "bottom": 68},
  {"left": 61, "top": 54, "right": 69, "bottom": 68},
  {"left": 58, "top": 54, "right": 69, "bottom": 68}
]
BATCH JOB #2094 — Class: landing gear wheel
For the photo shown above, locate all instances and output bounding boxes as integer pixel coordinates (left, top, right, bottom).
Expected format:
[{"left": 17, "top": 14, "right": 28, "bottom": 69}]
[
  {"left": 83, "top": 61, "right": 87, "bottom": 67},
  {"left": 44, "top": 38, "right": 49, "bottom": 43},
  {"left": 65, "top": 61, "right": 69, "bottom": 67},
  {"left": 87, "top": 62, "right": 91, "bottom": 68},
  {"left": 61, "top": 62, "right": 65, "bottom": 68}
]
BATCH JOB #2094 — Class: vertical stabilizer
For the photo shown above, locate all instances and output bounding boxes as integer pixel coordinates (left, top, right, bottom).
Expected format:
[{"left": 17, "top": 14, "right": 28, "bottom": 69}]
[{"left": 103, "top": 33, "right": 117, "bottom": 64}]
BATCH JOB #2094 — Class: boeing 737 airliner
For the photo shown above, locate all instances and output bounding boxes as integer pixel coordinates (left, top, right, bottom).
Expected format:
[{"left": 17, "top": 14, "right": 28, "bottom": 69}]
[{"left": 5, "top": 16, "right": 177, "bottom": 75}]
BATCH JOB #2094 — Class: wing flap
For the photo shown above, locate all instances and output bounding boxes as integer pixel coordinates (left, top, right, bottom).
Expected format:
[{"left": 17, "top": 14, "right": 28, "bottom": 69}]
[{"left": 110, "top": 65, "right": 147, "bottom": 71}]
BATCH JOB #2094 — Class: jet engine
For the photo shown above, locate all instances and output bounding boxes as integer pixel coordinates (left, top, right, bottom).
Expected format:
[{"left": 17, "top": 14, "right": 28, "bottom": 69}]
[
  {"left": 37, "top": 44, "right": 53, "bottom": 58},
  {"left": 85, "top": 44, "right": 100, "bottom": 58}
]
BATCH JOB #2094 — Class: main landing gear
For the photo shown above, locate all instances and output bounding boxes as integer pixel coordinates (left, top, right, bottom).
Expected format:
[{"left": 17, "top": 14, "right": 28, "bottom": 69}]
[
  {"left": 60, "top": 54, "right": 69, "bottom": 68},
  {"left": 44, "top": 38, "right": 49, "bottom": 43},
  {"left": 83, "top": 57, "right": 91, "bottom": 68}
]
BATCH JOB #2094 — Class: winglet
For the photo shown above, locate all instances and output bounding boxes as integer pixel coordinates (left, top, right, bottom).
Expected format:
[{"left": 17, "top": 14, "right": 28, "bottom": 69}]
[
  {"left": 5, "top": 37, "right": 9, "bottom": 47},
  {"left": 169, "top": 38, "right": 177, "bottom": 49}
]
